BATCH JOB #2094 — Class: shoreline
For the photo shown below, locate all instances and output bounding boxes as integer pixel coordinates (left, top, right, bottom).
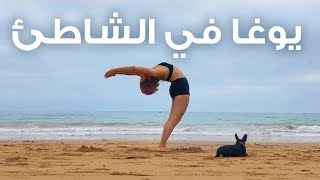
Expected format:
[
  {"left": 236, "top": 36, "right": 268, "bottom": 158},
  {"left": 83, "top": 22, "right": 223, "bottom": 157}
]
[
  {"left": 1, "top": 138, "right": 320, "bottom": 144},
  {"left": 0, "top": 140, "right": 319, "bottom": 179}
]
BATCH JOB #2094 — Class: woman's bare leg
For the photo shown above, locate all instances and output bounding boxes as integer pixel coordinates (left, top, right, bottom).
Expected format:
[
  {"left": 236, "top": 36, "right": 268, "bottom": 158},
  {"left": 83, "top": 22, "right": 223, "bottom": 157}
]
[{"left": 159, "top": 95, "right": 190, "bottom": 150}]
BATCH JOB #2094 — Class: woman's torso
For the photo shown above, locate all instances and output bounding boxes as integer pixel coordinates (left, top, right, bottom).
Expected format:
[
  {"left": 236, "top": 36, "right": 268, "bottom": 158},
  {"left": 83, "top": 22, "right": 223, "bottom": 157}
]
[{"left": 152, "top": 63, "right": 186, "bottom": 82}]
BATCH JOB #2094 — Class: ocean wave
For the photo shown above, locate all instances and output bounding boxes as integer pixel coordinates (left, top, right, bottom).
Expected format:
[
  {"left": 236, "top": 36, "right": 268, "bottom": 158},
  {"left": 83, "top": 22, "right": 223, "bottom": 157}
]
[
  {"left": 269, "top": 125, "right": 320, "bottom": 133},
  {"left": 1, "top": 112, "right": 320, "bottom": 141}
]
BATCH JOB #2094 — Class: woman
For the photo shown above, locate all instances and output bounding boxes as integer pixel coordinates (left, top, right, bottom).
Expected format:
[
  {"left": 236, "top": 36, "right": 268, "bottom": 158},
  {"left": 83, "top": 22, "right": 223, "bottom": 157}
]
[{"left": 104, "top": 62, "right": 190, "bottom": 151}]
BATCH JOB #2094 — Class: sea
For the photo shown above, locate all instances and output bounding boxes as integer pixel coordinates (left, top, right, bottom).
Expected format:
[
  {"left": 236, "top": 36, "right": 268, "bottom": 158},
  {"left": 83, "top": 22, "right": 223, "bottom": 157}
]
[{"left": 0, "top": 111, "right": 319, "bottom": 143}]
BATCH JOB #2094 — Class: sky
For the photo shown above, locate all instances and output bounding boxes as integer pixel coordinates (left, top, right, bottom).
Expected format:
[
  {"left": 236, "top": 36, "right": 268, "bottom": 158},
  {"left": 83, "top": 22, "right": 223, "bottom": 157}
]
[{"left": 0, "top": 0, "right": 319, "bottom": 113}]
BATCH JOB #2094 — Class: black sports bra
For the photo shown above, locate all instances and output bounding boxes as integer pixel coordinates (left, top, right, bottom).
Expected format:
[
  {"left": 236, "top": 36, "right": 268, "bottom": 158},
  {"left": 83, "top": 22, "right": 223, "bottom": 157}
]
[{"left": 158, "top": 62, "right": 173, "bottom": 81}]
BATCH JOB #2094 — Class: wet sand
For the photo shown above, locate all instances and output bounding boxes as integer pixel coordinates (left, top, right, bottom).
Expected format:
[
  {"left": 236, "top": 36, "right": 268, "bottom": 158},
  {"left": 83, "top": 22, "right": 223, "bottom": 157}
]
[{"left": 0, "top": 140, "right": 319, "bottom": 179}]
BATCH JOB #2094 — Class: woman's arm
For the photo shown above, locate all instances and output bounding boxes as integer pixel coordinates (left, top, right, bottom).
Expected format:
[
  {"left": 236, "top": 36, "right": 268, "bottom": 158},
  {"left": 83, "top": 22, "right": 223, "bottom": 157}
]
[{"left": 105, "top": 66, "right": 158, "bottom": 78}]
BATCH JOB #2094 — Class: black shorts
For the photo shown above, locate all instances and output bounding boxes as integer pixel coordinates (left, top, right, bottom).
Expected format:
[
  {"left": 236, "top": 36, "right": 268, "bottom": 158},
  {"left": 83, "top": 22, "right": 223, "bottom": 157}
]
[{"left": 169, "top": 77, "right": 190, "bottom": 99}]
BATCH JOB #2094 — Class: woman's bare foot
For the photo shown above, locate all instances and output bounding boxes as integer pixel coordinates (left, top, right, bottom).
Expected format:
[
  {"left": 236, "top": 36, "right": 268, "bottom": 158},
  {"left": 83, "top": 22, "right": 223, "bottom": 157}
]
[{"left": 158, "top": 146, "right": 170, "bottom": 152}]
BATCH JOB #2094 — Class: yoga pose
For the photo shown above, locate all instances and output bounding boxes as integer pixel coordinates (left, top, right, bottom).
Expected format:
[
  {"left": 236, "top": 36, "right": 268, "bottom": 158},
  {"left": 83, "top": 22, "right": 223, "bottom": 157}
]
[{"left": 104, "top": 62, "right": 190, "bottom": 151}]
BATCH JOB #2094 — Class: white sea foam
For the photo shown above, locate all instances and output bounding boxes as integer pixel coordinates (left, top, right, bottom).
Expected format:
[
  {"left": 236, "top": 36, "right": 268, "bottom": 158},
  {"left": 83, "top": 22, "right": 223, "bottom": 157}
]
[{"left": 0, "top": 112, "right": 319, "bottom": 142}]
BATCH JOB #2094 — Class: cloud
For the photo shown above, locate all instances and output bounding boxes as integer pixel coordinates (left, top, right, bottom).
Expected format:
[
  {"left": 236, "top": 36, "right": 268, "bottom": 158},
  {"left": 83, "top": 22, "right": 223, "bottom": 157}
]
[
  {"left": 0, "top": 0, "right": 319, "bottom": 112},
  {"left": 192, "top": 83, "right": 278, "bottom": 97},
  {"left": 295, "top": 73, "right": 320, "bottom": 83},
  {"left": 0, "top": 44, "right": 11, "bottom": 53}
]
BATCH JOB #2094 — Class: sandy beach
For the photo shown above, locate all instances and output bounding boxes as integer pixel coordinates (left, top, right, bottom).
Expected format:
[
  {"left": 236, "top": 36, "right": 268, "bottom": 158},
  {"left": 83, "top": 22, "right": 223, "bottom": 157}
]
[{"left": 0, "top": 140, "right": 319, "bottom": 179}]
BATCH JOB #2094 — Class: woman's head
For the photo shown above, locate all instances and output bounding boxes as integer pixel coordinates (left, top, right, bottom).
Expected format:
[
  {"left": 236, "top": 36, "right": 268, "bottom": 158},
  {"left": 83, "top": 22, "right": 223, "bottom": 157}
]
[{"left": 140, "top": 77, "right": 159, "bottom": 95}]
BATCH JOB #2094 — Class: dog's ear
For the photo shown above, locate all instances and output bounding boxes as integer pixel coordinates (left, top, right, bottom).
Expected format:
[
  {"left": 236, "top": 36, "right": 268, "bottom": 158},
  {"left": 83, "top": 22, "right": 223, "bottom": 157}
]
[
  {"left": 235, "top": 134, "right": 240, "bottom": 142},
  {"left": 242, "top": 134, "right": 247, "bottom": 142}
]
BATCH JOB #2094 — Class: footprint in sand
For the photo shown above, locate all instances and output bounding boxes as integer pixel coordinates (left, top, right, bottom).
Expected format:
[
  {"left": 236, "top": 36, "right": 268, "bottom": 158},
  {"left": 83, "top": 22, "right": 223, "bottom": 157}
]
[
  {"left": 5, "top": 156, "right": 27, "bottom": 162},
  {"left": 171, "top": 147, "right": 204, "bottom": 153},
  {"left": 76, "top": 145, "right": 104, "bottom": 152},
  {"left": 4, "top": 156, "right": 28, "bottom": 166}
]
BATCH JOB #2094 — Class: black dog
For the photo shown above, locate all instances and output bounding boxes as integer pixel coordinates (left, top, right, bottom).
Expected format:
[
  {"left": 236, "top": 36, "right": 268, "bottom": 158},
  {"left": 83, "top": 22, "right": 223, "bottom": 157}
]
[{"left": 215, "top": 134, "right": 248, "bottom": 157}]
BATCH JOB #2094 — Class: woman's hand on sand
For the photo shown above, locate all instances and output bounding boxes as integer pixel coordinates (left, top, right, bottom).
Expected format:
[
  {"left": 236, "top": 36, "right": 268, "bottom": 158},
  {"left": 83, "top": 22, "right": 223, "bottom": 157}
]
[{"left": 104, "top": 69, "right": 116, "bottom": 78}]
